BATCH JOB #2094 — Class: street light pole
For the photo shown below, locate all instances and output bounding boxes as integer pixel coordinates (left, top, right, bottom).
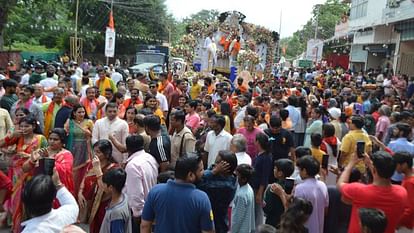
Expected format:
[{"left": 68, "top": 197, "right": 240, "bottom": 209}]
[
  {"left": 314, "top": 5, "right": 320, "bottom": 40},
  {"left": 276, "top": 9, "right": 282, "bottom": 62}
]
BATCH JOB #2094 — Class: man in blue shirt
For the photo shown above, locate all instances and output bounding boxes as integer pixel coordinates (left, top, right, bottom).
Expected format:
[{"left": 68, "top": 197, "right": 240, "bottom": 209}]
[
  {"left": 197, "top": 150, "right": 238, "bottom": 233},
  {"left": 141, "top": 155, "right": 214, "bottom": 233},
  {"left": 388, "top": 123, "right": 414, "bottom": 184}
]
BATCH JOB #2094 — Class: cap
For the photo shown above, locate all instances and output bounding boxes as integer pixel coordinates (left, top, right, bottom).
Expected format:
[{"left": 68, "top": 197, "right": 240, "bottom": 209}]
[{"left": 328, "top": 107, "right": 341, "bottom": 120}]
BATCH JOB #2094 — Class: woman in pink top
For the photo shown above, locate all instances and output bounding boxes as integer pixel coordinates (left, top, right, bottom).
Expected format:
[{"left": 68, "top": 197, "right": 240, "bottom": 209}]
[
  {"left": 237, "top": 115, "right": 263, "bottom": 160},
  {"left": 184, "top": 100, "right": 201, "bottom": 134}
]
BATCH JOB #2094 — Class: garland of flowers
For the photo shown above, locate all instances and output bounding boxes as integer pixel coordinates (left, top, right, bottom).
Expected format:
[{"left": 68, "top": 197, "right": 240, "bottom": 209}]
[
  {"left": 237, "top": 49, "right": 260, "bottom": 69},
  {"left": 173, "top": 18, "right": 276, "bottom": 77},
  {"left": 242, "top": 23, "right": 276, "bottom": 78},
  {"left": 171, "top": 34, "right": 197, "bottom": 64}
]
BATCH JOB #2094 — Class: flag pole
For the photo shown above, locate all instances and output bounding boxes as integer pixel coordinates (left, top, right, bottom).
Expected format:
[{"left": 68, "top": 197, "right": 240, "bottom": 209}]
[{"left": 106, "top": 0, "right": 114, "bottom": 66}]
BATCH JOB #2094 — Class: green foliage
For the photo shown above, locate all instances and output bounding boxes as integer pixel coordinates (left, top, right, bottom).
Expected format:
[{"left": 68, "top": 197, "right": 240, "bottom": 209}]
[
  {"left": 1, "top": 0, "right": 172, "bottom": 54},
  {"left": 183, "top": 9, "right": 220, "bottom": 24},
  {"left": 282, "top": 0, "right": 349, "bottom": 59},
  {"left": 11, "top": 42, "right": 60, "bottom": 52}
]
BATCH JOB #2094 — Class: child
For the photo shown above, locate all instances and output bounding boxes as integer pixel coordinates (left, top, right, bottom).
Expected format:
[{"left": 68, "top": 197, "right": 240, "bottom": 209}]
[
  {"left": 100, "top": 168, "right": 132, "bottom": 233},
  {"left": 231, "top": 164, "right": 255, "bottom": 233},
  {"left": 263, "top": 158, "right": 295, "bottom": 228},
  {"left": 310, "top": 133, "right": 325, "bottom": 164},
  {"left": 359, "top": 208, "right": 387, "bottom": 233}
]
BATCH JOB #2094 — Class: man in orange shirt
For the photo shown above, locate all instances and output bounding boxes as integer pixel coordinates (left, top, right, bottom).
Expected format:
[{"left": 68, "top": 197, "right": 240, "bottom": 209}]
[{"left": 229, "top": 36, "right": 241, "bottom": 68}]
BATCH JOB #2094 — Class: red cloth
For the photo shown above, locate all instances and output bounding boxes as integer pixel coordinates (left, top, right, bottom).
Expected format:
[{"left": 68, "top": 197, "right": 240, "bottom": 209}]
[
  {"left": 372, "top": 111, "right": 380, "bottom": 123},
  {"left": 400, "top": 175, "right": 414, "bottom": 228},
  {"left": 52, "top": 150, "right": 75, "bottom": 208},
  {"left": 341, "top": 182, "right": 408, "bottom": 233},
  {"left": 0, "top": 170, "right": 11, "bottom": 204}
]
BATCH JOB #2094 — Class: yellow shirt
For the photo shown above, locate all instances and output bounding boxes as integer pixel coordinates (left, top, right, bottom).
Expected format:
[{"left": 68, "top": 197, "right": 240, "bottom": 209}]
[
  {"left": 154, "top": 108, "right": 166, "bottom": 125},
  {"left": 311, "top": 147, "right": 325, "bottom": 164},
  {"left": 190, "top": 84, "right": 201, "bottom": 100},
  {"left": 340, "top": 129, "right": 372, "bottom": 172}
]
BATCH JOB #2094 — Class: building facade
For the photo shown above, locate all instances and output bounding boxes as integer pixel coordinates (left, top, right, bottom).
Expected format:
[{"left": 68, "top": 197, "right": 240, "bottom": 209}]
[{"left": 348, "top": 0, "right": 414, "bottom": 76}]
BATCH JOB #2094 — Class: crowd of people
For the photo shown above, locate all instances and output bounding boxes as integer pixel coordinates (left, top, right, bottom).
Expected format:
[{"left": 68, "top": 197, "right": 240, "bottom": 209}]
[{"left": 0, "top": 60, "right": 413, "bottom": 233}]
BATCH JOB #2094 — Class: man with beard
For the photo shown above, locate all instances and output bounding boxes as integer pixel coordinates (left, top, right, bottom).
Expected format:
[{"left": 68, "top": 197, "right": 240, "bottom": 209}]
[{"left": 141, "top": 155, "right": 214, "bottom": 233}]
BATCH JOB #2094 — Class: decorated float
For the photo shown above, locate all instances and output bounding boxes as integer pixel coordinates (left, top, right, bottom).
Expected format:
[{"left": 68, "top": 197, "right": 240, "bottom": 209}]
[{"left": 171, "top": 11, "right": 279, "bottom": 82}]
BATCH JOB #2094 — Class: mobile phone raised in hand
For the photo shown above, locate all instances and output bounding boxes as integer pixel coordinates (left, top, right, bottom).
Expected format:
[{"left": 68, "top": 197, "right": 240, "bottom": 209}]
[
  {"left": 284, "top": 178, "right": 295, "bottom": 195},
  {"left": 357, "top": 141, "right": 365, "bottom": 159},
  {"left": 322, "top": 154, "right": 329, "bottom": 169},
  {"left": 39, "top": 158, "right": 55, "bottom": 176}
]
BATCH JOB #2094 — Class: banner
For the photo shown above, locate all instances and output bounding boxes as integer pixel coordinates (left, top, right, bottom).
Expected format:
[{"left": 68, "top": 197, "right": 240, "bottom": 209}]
[
  {"left": 105, "top": 11, "right": 115, "bottom": 57},
  {"left": 105, "top": 27, "right": 115, "bottom": 57},
  {"left": 306, "top": 39, "right": 323, "bottom": 62}
]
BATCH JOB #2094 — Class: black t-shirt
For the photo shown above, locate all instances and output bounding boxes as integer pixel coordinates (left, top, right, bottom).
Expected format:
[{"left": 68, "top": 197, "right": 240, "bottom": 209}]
[
  {"left": 149, "top": 135, "right": 171, "bottom": 165},
  {"left": 264, "top": 128, "right": 295, "bottom": 161}
]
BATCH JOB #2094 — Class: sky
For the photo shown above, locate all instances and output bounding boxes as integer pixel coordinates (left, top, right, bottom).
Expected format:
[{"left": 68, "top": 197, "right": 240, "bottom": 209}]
[{"left": 165, "top": 0, "right": 326, "bottom": 38}]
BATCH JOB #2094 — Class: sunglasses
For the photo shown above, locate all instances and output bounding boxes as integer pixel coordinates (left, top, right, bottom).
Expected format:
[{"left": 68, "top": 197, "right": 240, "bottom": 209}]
[{"left": 149, "top": 86, "right": 156, "bottom": 89}]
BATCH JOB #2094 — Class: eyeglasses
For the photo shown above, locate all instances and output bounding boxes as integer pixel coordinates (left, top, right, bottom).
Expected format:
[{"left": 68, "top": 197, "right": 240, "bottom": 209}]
[{"left": 149, "top": 86, "right": 156, "bottom": 89}]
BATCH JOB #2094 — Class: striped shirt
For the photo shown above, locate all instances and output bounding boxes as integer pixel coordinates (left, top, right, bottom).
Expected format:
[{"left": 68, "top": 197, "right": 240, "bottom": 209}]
[{"left": 149, "top": 135, "right": 171, "bottom": 165}]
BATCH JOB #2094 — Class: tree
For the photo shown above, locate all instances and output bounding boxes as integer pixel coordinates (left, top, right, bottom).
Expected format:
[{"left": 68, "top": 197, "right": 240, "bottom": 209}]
[
  {"left": 281, "top": 0, "right": 349, "bottom": 59},
  {"left": 1, "top": 0, "right": 172, "bottom": 55},
  {"left": 0, "top": 0, "right": 18, "bottom": 50},
  {"left": 183, "top": 9, "right": 219, "bottom": 24}
]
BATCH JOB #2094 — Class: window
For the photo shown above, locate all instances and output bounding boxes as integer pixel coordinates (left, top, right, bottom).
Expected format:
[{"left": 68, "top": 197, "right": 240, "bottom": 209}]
[{"left": 350, "top": 0, "right": 368, "bottom": 19}]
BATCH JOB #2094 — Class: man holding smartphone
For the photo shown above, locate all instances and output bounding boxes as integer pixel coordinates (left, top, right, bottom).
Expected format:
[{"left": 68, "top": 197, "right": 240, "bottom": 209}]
[{"left": 339, "top": 115, "right": 372, "bottom": 172}]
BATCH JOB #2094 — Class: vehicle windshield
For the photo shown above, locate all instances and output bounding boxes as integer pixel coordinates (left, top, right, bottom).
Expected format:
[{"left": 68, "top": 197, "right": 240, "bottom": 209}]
[{"left": 136, "top": 53, "right": 165, "bottom": 64}]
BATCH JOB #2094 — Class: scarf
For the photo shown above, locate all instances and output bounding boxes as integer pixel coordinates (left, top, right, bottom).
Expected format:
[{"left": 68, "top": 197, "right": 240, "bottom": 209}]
[
  {"left": 321, "top": 136, "right": 338, "bottom": 157},
  {"left": 17, "top": 97, "right": 34, "bottom": 110},
  {"left": 82, "top": 98, "right": 101, "bottom": 120},
  {"left": 44, "top": 101, "right": 64, "bottom": 138},
  {"left": 96, "top": 77, "right": 111, "bottom": 94},
  {"left": 123, "top": 98, "right": 142, "bottom": 108},
  {"left": 41, "top": 95, "right": 48, "bottom": 103}
]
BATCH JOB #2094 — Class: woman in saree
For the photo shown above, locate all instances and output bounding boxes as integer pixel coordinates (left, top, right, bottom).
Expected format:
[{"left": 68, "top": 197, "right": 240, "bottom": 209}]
[
  {"left": 65, "top": 104, "right": 94, "bottom": 195},
  {"left": 29, "top": 128, "right": 75, "bottom": 198},
  {"left": 1, "top": 108, "right": 31, "bottom": 156},
  {"left": 0, "top": 116, "right": 47, "bottom": 233},
  {"left": 77, "top": 139, "right": 118, "bottom": 232}
]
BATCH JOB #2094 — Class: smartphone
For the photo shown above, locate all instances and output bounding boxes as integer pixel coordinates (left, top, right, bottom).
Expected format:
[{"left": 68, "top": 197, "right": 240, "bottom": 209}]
[
  {"left": 38, "top": 158, "right": 55, "bottom": 176},
  {"left": 357, "top": 141, "right": 365, "bottom": 159},
  {"left": 284, "top": 178, "right": 295, "bottom": 195},
  {"left": 322, "top": 154, "right": 329, "bottom": 169}
]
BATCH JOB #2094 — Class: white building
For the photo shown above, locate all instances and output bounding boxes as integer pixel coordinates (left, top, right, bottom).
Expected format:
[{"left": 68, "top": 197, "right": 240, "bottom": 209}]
[{"left": 348, "top": 0, "right": 414, "bottom": 76}]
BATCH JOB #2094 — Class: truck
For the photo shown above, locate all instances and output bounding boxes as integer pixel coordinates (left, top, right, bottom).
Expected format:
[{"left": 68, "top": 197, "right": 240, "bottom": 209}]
[{"left": 128, "top": 45, "right": 169, "bottom": 75}]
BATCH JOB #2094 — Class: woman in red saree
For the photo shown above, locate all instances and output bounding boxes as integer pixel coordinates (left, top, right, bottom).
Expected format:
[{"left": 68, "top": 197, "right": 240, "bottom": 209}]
[
  {"left": 0, "top": 116, "right": 48, "bottom": 233},
  {"left": 77, "top": 139, "right": 118, "bottom": 232},
  {"left": 30, "top": 128, "right": 75, "bottom": 197}
]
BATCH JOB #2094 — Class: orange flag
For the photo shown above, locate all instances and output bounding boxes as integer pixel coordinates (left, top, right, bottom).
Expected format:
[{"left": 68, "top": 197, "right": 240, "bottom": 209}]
[{"left": 108, "top": 11, "right": 115, "bottom": 29}]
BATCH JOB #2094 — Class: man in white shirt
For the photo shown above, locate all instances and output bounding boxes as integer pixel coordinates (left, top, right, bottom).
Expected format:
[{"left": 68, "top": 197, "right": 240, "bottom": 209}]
[
  {"left": 33, "top": 83, "right": 51, "bottom": 105},
  {"left": 21, "top": 172, "right": 78, "bottom": 233},
  {"left": 92, "top": 102, "right": 129, "bottom": 163},
  {"left": 234, "top": 95, "right": 248, "bottom": 130},
  {"left": 111, "top": 69, "right": 123, "bottom": 86},
  {"left": 230, "top": 134, "right": 252, "bottom": 165},
  {"left": 204, "top": 114, "right": 233, "bottom": 167},
  {"left": 20, "top": 67, "right": 32, "bottom": 85},
  {"left": 149, "top": 81, "right": 168, "bottom": 117},
  {"left": 39, "top": 71, "right": 59, "bottom": 99}
]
